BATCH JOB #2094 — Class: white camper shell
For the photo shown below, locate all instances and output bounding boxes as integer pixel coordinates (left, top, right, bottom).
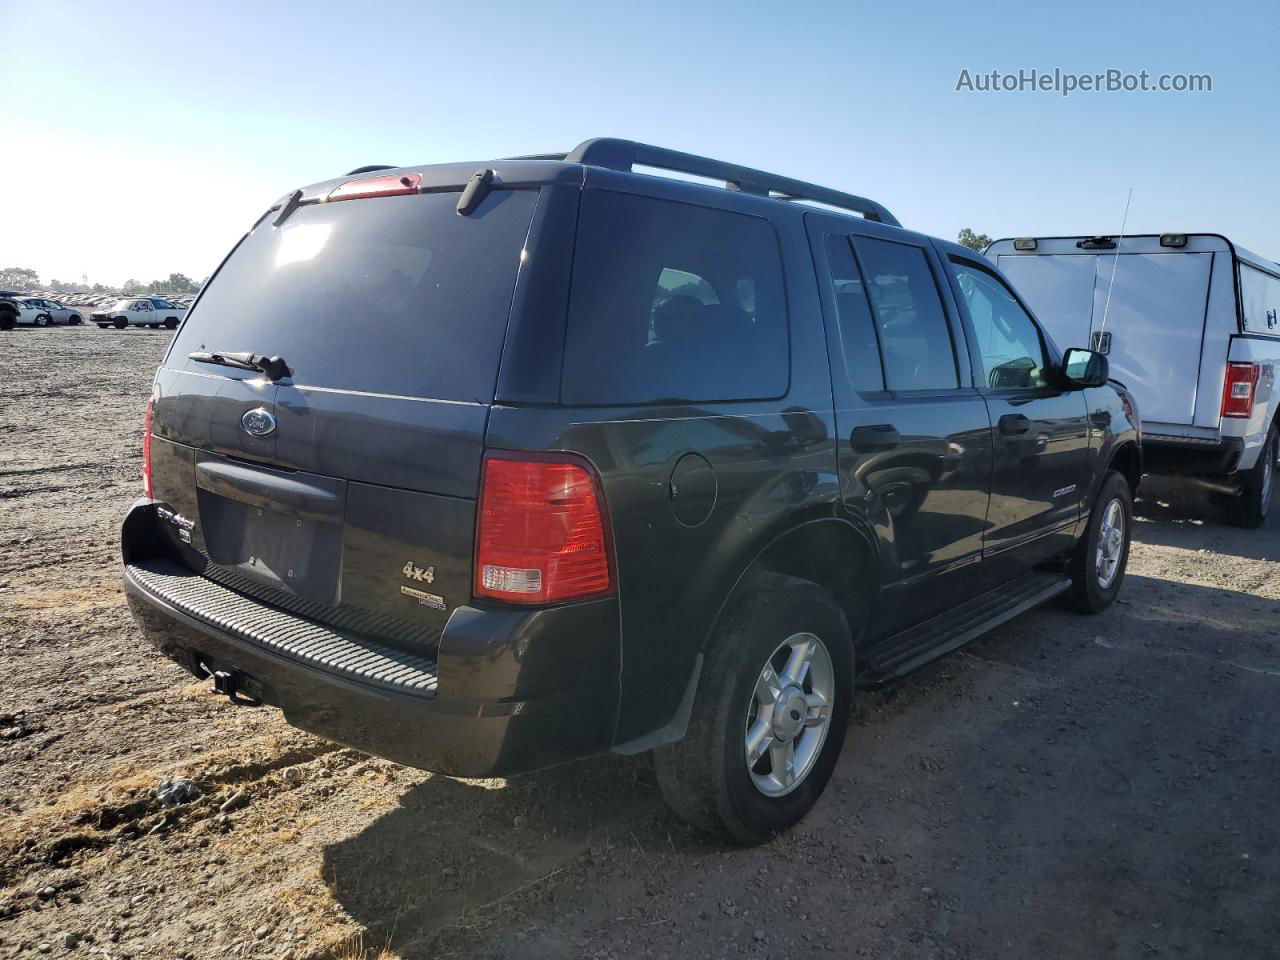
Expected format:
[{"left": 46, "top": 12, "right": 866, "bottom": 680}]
[{"left": 986, "top": 234, "right": 1280, "bottom": 527}]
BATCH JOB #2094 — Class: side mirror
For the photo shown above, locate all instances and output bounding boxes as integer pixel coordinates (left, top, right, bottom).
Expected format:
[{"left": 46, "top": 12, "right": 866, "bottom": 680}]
[{"left": 1062, "top": 348, "right": 1109, "bottom": 388}]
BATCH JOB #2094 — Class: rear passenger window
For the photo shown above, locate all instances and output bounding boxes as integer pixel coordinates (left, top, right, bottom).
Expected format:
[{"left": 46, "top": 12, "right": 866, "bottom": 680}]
[
  {"left": 852, "top": 237, "right": 958, "bottom": 392},
  {"left": 561, "top": 191, "right": 788, "bottom": 405},
  {"left": 824, "top": 236, "right": 884, "bottom": 391}
]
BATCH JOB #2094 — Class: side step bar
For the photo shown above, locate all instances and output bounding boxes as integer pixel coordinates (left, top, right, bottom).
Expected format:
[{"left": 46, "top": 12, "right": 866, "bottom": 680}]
[{"left": 869, "top": 572, "right": 1072, "bottom": 680}]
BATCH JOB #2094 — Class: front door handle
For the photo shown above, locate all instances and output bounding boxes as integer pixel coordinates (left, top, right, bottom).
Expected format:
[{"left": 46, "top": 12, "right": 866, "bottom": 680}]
[
  {"left": 851, "top": 424, "right": 900, "bottom": 452},
  {"left": 998, "top": 413, "right": 1032, "bottom": 436}
]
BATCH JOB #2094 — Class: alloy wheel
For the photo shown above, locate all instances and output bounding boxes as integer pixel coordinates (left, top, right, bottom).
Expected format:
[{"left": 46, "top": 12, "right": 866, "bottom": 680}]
[
  {"left": 1095, "top": 498, "right": 1125, "bottom": 589},
  {"left": 744, "top": 632, "right": 835, "bottom": 797}
]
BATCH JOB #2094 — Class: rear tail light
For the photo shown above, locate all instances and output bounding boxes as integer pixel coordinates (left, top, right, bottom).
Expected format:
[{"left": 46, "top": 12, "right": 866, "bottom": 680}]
[
  {"left": 325, "top": 172, "right": 421, "bottom": 203},
  {"left": 142, "top": 395, "right": 155, "bottom": 498},
  {"left": 474, "top": 453, "right": 613, "bottom": 605},
  {"left": 1222, "top": 362, "right": 1260, "bottom": 418}
]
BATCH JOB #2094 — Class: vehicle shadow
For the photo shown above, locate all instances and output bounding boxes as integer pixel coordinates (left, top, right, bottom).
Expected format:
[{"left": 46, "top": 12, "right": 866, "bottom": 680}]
[
  {"left": 320, "top": 750, "right": 685, "bottom": 956},
  {"left": 1133, "top": 475, "right": 1278, "bottom": 560}
]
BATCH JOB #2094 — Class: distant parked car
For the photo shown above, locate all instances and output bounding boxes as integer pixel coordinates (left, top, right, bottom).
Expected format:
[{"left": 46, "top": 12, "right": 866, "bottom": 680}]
[
  {"left": 15, "top": 299, "right": 54, "bottom": 327},
  {"left": 91, "top": 298, "right": 188, "bottom": 330},
  {"left": 24, "top": 297, "right": 83, "bottom": 325},
  {"left": 0, "top": 296, "right": 20, "bottom": 330}
]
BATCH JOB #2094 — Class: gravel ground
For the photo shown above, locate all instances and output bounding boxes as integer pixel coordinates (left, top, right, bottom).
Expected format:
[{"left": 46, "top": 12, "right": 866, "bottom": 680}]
[{"left": 1, "top": 325, "right": 1278, "bottom": 959}]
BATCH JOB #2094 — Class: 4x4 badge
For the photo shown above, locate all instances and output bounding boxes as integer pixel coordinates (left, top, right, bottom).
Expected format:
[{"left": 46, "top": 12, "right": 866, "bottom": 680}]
[{"left": 402, "top": 561, "right": 435, "bottom": 584}]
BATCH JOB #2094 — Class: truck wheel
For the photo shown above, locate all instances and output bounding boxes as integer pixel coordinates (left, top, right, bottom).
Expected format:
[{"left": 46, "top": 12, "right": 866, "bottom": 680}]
[
  {"left": 1224, "top": 424, "right": 1276, "bottom": 529},
  {"left": 0, "top": 313, "right": 15, "bottom": 331},
  {"left": 113, "top": 318, "right": 126, "bottom": 329},
  {"left": 653, "top": 573, "right": 853, "bottom": 845},
  {"left": 1065, "top": 470, "right": 1132, "bottom": 614}
]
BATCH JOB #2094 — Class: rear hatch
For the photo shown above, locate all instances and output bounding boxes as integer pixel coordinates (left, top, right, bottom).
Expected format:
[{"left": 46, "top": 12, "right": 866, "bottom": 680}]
[
  {"left": 148, "top": 183, "right": 539, "bottom": 653},
  {"left": 996, "top": 249, "right": 1214, "bottom": 425}
]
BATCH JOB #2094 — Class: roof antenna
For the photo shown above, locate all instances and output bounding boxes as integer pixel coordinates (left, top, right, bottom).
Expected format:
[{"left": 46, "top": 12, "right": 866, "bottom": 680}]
[{"left": 1095, "top": 187, "right": 1133, "bottom": 341}]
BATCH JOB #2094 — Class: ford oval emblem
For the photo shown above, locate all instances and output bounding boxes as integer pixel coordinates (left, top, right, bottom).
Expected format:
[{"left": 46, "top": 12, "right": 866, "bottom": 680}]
[{"left": 241, "top": 407, "right": 277, "bottom": 438}]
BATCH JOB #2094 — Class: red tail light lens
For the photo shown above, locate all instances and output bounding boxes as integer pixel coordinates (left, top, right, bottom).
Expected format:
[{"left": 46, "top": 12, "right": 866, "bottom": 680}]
[
  {"left": 326, "top": 172, "right": 421, "bottom": 203},
  {"left": 142, "top": 396, "right": 155, "bottom": 498},
  {"left": 474, "top": 454, "right": 613, "bottom": 605},
  {"left": 1222, "top": 362, "right": 1260, "bottom": 418}
]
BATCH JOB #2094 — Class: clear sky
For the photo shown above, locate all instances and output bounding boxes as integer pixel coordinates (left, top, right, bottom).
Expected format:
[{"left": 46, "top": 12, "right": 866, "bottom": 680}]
[{"left": 2, "top": 0, "right": 1276, "bottom": 287}]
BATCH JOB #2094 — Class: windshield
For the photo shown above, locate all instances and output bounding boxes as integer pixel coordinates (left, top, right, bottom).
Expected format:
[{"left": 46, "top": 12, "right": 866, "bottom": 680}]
[{"left": 169, "top": 189, "right": 537, "bottom": 402}]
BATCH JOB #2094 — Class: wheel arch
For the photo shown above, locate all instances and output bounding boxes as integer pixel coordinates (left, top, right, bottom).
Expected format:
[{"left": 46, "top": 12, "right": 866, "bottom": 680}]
[
  {"left": 716, "top": 517, "right": 880, "bottom": 655},
  {"left": 1107, "top": 440, "right": 1142, "bottom": 498}
]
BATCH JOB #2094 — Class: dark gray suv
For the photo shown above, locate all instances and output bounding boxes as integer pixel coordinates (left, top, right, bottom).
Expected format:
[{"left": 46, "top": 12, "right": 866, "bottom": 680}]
[{"left": 123, "top": 139, "right": 1140, "bottom": 844}]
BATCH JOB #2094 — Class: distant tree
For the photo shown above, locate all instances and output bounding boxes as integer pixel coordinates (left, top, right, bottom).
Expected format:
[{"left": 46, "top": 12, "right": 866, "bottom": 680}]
[
  {"left": 0, "top": 266, "right": 40, "bottom": 290},
  {"left": 158, "top": 272, "right": 197, "bottom": 294},
  {"left": 957, "top": 228, "right": 992, "bottom": 252},
  {"left": 122, "top": 278, "right": 145, "bottom": 294}
]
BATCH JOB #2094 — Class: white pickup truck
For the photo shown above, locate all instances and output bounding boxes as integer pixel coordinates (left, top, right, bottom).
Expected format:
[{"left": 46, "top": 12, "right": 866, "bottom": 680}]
[
  {"left": 987, "top": 234, "right": 1279, "bottom": 527},
  {"left": 91, "top": 298, "right": 188, "bottom": 330}
]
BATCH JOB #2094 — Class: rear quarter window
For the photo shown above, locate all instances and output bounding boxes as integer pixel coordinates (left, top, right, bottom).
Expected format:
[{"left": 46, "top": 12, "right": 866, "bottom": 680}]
[{"left": 560, "top": 191, "right": 788, "bottom": 405}]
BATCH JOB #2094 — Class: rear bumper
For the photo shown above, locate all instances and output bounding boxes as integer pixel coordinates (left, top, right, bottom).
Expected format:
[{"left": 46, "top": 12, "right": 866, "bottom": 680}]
[
  {"left": 1142, "top": 434, "right": 1243, "bottom": 477},
  {"left": 122, "top": 501, "right": 621, "bottom": 778}
]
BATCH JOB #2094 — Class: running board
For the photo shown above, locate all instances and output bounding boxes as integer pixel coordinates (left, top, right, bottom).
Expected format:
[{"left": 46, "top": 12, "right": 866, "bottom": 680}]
[{"left": 869, "top": 572, "right": 1071, "bottom": 681}]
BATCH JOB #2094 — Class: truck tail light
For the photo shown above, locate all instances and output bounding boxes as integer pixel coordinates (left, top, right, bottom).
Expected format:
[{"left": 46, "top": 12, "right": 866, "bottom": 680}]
[
  {"left": 474, "top": 453, "right": 613, "bottom": 605},
  {"left": 142, "top": 396, "right": 155, "bottom": 498},
  {"left": 1222, "top": 362, "right": 1260, "bottom": 419}
]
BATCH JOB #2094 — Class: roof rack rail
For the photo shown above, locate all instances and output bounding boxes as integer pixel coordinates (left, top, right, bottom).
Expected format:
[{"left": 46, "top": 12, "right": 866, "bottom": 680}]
[{"left": 561, "top": 138, "right": 900, "bottom": 227}]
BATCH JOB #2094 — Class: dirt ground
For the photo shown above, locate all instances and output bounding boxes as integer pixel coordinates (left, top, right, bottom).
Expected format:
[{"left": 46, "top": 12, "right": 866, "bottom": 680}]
[{"left": 2, "top": 325, "right": 1278, "bottom": 959}]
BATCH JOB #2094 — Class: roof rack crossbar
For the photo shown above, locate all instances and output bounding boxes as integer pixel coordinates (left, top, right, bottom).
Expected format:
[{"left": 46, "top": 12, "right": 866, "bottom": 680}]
[{"left": 563, "top": 138, "right": 900, "bottom": 227}]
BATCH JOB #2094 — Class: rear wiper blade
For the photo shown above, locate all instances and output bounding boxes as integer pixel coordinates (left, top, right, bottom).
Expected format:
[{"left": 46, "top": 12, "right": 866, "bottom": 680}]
[{"left": 189, "top": 351, "right": 291, "bottom": 380}]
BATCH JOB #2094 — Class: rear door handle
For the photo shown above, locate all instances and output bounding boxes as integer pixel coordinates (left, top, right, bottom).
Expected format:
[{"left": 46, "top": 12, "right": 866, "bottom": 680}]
[
  {"left": 998, "top": 414, "right": 1032, "bottom": 436},
  {"left": 850, "top": 424, "right": 900, "bottom": 452}
]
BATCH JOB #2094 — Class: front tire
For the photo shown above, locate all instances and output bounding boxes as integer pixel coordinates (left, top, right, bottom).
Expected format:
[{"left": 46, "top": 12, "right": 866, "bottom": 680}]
[
  {"left": 653, "top": 573, "right": 854, "bottom": 845},
  {"left": 1065, "top": 470, "right": 1132, "bottom": 613},
  {"left": 1223, "top": 424, "right": 1276, "bottom": 529},
  {"left": 113, "top": 317, "right": 126, "bottom": 329},
  {"left": 35, "top": 314, "right": 50, "bottom": 327}
]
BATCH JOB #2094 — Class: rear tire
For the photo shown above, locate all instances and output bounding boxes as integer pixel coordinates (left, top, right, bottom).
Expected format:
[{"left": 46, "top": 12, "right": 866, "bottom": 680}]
[
  {"left": 69, "top": 315, "right": 82, "bottom": 325},
  {"left": 653, "top": 573, "right": 854, "bottom": 845},
  {"left": 35, "top": 314, "right": 50, "bottom": 327},
  {"left": 164, "top": 317, "right": 178, "bottom": 330},
  {"left": 1224, "top": 423, "right": 1276, "bottom": 529},
  {"left": 1065, "top": 470, "right": 1132, "bottom": 614},
  {"left": 0, "top": 313, "right": 15, "bottom": 331}
]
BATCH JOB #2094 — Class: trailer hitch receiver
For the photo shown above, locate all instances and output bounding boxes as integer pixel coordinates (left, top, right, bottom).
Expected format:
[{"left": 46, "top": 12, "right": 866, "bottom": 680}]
[{"left": 199, "top": 660, "right": 264, "bottom": 707}]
